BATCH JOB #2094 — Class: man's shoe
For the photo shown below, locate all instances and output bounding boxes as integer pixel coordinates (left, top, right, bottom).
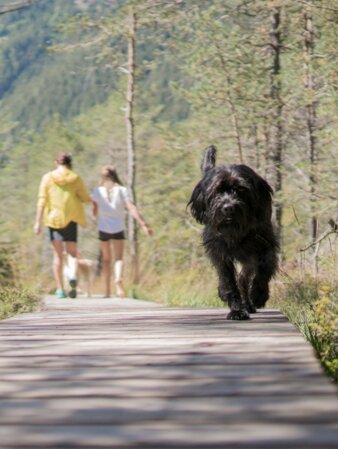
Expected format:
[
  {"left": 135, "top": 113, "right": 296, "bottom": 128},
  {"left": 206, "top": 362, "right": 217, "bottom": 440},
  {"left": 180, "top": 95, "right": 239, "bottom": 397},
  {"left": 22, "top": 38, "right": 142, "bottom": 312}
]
[
  {"left": 56, "top": 288, "right": 67, "bottom": 299},
  {"left": 68, "top": 279, "right": 77, "bottom": 298}
]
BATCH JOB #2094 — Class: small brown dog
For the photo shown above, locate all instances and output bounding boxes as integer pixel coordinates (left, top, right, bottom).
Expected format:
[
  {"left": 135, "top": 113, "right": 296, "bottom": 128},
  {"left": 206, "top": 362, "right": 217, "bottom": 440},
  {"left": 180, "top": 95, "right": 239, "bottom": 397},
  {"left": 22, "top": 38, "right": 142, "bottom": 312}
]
[
  {"left": 77, "top": 257, "right": 96, "bottom": 297},
  {"left": 63, "top": 253, "right": 96, "bottom": 297}
]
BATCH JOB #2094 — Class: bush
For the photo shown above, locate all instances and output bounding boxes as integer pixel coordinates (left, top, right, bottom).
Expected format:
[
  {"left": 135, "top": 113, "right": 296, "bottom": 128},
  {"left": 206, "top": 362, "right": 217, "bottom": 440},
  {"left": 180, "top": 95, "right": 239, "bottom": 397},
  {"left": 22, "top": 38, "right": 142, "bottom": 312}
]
[
  {"left": 272, "top": 276, "right": 338, "bottom": 384},
  {"left": 0, "top": 287, "right": 41, "bottom": 320},
  {"left": 0, "top": 245, "right": 15, "bottom": 286}
]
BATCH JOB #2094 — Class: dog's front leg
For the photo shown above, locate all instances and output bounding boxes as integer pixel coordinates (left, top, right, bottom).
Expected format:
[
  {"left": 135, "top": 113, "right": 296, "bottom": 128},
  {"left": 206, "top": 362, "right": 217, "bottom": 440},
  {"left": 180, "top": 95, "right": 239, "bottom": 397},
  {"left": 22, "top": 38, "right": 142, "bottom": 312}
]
[
  {"left": 216, "top": 262, "right": 250, "bottom": 321},
  {"left": 238, "top": 266, "right": 256, "bottom": 314},
  {"left": 250, "top": 251, "right": 278, "bottom": 309},
  {"left": 250, "top": 267, "right": 272, "bottom": 309}
]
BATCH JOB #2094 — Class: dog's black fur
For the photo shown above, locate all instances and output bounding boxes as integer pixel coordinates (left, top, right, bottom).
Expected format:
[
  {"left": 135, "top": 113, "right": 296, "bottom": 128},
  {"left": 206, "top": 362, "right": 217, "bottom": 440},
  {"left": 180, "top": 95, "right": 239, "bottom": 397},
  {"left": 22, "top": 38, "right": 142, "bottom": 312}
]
[{"left": 188, "top": 145, "right": 279, "bottom": 320}]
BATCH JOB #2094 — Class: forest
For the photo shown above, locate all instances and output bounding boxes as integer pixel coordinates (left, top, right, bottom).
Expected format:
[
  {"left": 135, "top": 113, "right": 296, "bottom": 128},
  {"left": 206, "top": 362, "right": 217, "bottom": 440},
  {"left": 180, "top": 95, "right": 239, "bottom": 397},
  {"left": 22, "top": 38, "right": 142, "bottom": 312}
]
[{"left": 0, "top": 0, "right": 337, "bottom": 379}]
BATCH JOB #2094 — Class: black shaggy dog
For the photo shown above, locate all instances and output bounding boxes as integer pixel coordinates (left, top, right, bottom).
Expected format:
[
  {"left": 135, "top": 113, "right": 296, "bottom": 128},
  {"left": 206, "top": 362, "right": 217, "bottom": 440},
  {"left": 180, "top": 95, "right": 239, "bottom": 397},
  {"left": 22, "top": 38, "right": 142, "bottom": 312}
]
[{"left": 188, "top": 145, "right": 279, "bottom": 320}]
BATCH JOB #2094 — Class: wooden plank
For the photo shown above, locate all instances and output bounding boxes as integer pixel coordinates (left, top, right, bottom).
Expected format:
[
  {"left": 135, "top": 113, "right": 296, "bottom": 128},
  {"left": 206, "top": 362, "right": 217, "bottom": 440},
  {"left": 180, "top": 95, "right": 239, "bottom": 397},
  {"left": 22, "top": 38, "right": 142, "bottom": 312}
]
[
  {"left": 1, "top": 395, "right": 337, "bottom": 425},
  {"left": 0, "top": 377, "right": 334, "bottom": 399},
  {"left": 0, "top": 295, "right": 337, "bottom": 449},
  {"left": 0, "top": 423, "right": 337, "bottom": 448},
  {"left": 0, "top": 363, "right": 325, "bottom": 380}
]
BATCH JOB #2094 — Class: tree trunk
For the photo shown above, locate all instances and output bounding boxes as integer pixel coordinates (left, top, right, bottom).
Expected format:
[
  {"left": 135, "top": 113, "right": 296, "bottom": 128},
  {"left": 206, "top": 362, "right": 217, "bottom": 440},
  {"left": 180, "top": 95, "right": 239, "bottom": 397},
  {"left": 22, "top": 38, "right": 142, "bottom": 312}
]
[
  {"left": 303, "top": 7, "right": 318, "bottom": 246},
  {"left": 125, "top": 9, "right": 139, "bottom": 283},
  {"left": 269, "top": 7, "right": 284, "bottom": 246},
  {"left": 214, "top": 43, "right": 244, "bottom": 163},
  {"left": 228, "top": 87, "right": 244, "bottom": 164}
]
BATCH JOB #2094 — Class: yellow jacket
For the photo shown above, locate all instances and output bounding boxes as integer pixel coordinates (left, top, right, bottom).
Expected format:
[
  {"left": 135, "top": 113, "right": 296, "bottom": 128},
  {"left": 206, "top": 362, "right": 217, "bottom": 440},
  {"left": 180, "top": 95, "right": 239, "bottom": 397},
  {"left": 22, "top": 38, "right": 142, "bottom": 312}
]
[{"left": 37, "top": 167, "right": 91, "bottom": 228}]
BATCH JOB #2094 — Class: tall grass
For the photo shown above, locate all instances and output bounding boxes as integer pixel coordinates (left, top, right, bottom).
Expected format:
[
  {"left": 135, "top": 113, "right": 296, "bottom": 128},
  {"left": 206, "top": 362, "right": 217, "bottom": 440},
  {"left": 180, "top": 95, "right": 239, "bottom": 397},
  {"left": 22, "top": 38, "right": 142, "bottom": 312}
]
[{"left": 130, "top": 266, "right": 221, "bottom": 308}]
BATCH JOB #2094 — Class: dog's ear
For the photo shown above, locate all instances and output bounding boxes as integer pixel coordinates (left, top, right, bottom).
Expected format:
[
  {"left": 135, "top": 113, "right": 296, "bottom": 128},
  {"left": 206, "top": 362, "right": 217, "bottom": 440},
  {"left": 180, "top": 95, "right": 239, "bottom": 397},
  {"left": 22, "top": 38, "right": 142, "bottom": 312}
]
[
  {"left": 236, "top": 165, "right": 273, "bottom": 221},
  {"left": 253, "top": 174, "right": 273, "bottom": 221},
  {"left": 188, "top": 181, "right": 206, "bottom": 224},
  {"left": 201, "top": 145, "right": 217, "bottom": 174}
]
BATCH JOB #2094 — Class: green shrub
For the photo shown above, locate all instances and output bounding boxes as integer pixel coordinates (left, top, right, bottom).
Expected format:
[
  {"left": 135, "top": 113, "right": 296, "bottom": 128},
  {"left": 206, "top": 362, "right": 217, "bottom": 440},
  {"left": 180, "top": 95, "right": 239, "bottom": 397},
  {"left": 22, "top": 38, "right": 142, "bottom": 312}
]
[
  {"left": 0, "top": 287, "right": 41, "bottom": 320},
  {"left": 0, "top": 245, "right": 15, "bottom": 286},
  {"left": 272, "top": 276, "right": 338, "bottom": 384}
]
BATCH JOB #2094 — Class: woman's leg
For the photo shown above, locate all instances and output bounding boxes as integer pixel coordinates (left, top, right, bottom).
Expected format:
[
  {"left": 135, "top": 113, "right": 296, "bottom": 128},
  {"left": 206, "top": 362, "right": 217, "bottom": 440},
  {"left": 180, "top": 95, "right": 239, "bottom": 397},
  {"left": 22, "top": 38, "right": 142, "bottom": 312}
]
[
  {"left": 52, "top": 240, "right": 64, "bottom": 290},
  {"left": 112, "top": 240, "right": 125, "bottom": 297},
  {"left": 100, "top": 240, "right": 112, "bottom": 297}
]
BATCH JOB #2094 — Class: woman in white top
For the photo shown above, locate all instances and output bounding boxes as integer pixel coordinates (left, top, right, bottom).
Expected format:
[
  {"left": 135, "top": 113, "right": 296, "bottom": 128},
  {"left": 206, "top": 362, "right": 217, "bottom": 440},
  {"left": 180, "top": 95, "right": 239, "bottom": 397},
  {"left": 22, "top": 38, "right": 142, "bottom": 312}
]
[{"left": 92, "top": 166, "right": 152, "bottom": 298}]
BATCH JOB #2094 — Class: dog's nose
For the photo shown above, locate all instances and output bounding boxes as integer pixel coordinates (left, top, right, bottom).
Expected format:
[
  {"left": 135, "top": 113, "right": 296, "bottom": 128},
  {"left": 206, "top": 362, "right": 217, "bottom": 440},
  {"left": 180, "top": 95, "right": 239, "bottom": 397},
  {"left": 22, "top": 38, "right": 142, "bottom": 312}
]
[{"left": 223, "top": 204, "right": 232, "bottom": 211}]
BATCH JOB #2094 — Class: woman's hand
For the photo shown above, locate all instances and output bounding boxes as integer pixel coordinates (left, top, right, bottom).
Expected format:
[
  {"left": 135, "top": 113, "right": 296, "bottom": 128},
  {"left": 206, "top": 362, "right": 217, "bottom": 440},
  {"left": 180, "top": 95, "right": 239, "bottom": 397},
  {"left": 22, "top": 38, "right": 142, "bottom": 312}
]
[
  {"left": 125, "top": 200, "right": 153, "bottom": 236},
  {"left": 34, "top": 222, "right": 41, "bottom": 235},
  {"left": 142, "top": 223, "right": 153, "bottom": 236}
]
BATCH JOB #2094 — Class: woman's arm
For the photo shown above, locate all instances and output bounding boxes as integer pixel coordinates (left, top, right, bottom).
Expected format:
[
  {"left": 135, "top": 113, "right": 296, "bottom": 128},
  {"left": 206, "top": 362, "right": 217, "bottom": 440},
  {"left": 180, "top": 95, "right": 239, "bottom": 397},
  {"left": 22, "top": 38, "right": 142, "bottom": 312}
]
[
  {"left": 34, "top": 174, "right": 49, "bottom": 235},
  {"left": 76, "top": 177, "right": 91, "bottom": 203},
  {"left": 34, "top": 206, "right": 44, "bottom": 235},
  {"left": 92, "top": 199, "right": 98, "bottom": 220},
  {"left": 125, "top": 200, "right": 153, "bottom": 236}
]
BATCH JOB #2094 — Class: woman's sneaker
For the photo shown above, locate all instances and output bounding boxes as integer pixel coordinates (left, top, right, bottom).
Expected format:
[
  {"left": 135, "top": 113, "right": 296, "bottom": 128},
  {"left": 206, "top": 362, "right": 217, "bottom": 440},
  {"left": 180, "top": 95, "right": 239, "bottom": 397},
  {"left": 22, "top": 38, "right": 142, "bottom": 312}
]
[
  {"left": 56, "top": 288, "right": 67, "bottom": 299},
  {"left": 68, "top": 279, "right": 77, "bottom": 298}
]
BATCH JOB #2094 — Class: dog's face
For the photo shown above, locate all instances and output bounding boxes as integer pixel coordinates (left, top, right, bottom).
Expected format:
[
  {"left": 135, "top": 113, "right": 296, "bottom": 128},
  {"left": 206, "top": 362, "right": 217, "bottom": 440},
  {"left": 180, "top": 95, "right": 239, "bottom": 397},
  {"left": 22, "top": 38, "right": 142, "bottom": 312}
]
[
  {"left": 188, "top": 147, "right": 273, "bottom": 239},
  {"left": 205, "top": 167, "right": 254, "bottom": 234}
]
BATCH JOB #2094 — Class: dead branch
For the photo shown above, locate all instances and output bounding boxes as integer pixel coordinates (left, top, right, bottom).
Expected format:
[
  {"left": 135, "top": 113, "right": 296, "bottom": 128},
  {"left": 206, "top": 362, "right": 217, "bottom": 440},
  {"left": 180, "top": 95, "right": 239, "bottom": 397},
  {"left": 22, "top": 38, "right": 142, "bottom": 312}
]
[
  {"left": 296, "top": 0, "right": 338, "bottom": 13},
  {"left": 0, "top": 0, "right": 31, "bottom": 15},
  {"left": 300, "top": 218, "right": 338, "bottom": 252}
]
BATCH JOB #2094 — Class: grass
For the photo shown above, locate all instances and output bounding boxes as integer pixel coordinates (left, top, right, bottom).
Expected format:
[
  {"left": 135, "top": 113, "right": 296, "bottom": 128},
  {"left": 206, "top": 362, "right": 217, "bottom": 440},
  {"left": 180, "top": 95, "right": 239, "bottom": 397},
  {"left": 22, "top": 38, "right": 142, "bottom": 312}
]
[
  {"left": 129, "top": 266, "right": 221, "bottom": 308},
  {"left": 0, "top": 287, "right": 41, "bottom": 320}
]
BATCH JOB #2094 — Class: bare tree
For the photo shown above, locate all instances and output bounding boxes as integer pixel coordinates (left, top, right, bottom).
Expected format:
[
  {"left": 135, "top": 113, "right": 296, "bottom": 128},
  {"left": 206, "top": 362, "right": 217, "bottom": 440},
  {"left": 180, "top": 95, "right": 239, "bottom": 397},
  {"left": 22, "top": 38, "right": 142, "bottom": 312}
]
[
  {"left": 125, "top": 7, "right": 139, "bottom": 283},
  {"left": 303, "top": 5, "right": 318, "bottom": 244},
  {"left": 269, "top": 7, "right": 284, "bottom": 245}
]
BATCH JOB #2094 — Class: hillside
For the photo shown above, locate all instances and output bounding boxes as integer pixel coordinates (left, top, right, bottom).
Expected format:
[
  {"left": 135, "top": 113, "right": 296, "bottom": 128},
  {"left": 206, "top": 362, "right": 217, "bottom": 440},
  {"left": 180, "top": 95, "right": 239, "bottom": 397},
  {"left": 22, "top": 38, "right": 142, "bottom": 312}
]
[{"left": 0, "top": 0, "right": 188, "bottom": 133}]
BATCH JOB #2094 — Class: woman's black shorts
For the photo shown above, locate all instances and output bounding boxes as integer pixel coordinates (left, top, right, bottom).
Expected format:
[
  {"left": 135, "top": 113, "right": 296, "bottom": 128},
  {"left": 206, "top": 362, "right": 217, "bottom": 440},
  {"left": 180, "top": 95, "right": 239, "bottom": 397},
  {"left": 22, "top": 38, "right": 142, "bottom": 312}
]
[
  {"left": 49, "top": 221, "right": 77, "bottom": 242},
  {"left": 99, "top": 230, "right": 125, "bottom": 241}
]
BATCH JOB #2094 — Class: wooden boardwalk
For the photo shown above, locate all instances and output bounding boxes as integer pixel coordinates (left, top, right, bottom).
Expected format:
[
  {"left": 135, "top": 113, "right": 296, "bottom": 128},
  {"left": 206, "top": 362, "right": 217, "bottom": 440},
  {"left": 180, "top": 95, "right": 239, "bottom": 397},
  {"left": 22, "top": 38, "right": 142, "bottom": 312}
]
[{"left": 0, "top": 295, "right": 337, "bottom": 448}]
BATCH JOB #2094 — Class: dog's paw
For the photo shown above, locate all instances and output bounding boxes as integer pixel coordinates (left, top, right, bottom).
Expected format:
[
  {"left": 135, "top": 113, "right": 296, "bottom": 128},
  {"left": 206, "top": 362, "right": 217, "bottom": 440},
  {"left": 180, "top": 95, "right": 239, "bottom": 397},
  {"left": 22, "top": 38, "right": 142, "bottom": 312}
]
[
  {"left": 247, "top": 303, "right": 257, "bottom": 313},
  {"left": 227, "top": 309, "right": 250, "bottom": 320}
]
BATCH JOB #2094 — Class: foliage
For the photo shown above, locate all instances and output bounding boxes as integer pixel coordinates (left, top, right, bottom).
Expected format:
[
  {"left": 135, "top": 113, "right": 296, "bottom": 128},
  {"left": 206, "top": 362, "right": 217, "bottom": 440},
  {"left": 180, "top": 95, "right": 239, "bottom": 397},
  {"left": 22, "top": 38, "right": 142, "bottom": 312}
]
[
  {"left": 0, "top": 0, "right": 120, "bottom": 131},
  {"left": 0, "top": 0, "right": 188, "bottom": 133},
  {"left": 0, "top": 244, "right": 14, "bottom": 286},
  {"left": 0, "top": 286, "right": 40, "bottom": 320},
  {"left": 271, "top": 276, "right": 338, "bottom": 384}
]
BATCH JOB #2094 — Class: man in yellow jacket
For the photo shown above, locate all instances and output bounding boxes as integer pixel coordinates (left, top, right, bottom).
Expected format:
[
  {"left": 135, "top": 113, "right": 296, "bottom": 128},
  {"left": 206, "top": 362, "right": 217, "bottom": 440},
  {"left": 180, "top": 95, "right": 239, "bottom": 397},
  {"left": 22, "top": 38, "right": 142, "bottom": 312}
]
[{"left": 34, "top": 152, "right": 91, "bottom": 298}]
